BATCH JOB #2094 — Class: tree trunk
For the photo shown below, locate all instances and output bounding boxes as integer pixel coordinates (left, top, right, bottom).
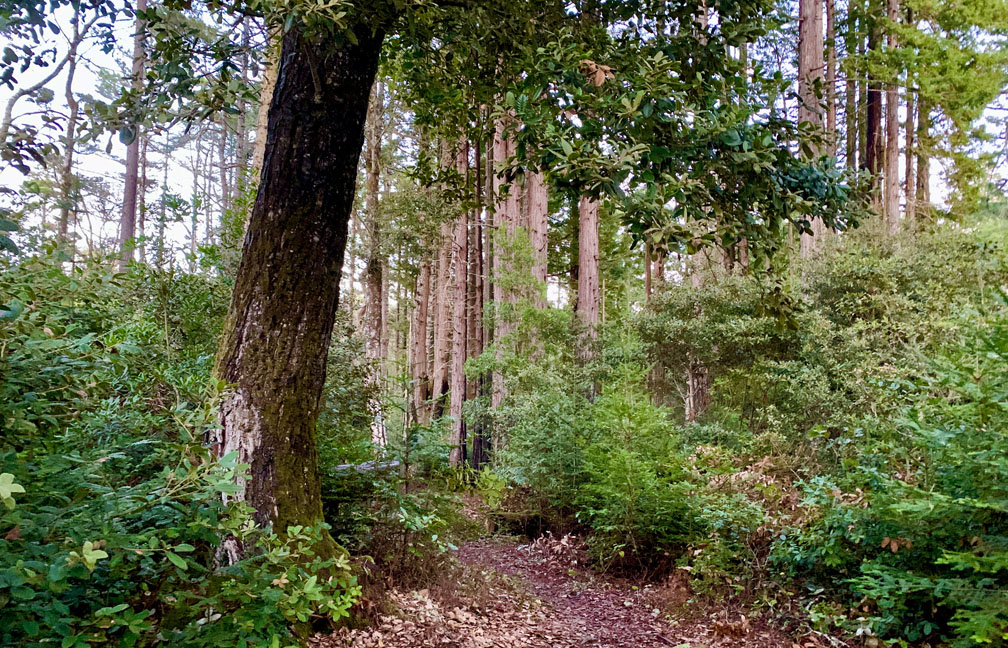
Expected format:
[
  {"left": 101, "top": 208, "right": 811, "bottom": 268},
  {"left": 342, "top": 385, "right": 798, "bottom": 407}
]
[
  {"left": 363, "top": 80, "right": 386, "bottom": 447},
  {"left": 685, "top": 359, "right": 710, "bottom": 422},
  {"left": 798, "top": 0, "right": 825, "bottom": 257},
  {"left": 884, "top": 0, "right": 900, "bottom": 235},
  {"left": 251, "top": 35, "right": 279, "bottom": 179},
  {"left": 825, "top": 0, "right": 837, "bottom": 151},
  {"left": 491, "top": 117, "right": 513, "bottom": 409},
  {"left": 449, "top": 144, "right": 469, "bottom": 467},
  {"left": 138, "top": 136, "right": 147, "bottom": 263},
  {"left": 469, "top": 137, "right": 488, "bottom": 468},
  {"left": 916, "top": 99, "right": 930, "bottom": 211},
  {"left": 844, "top": 1, "right": 858, "bottom": 170},
  {"left": 411, "top": 260, "right": 432, "bottom": 425},
  {"left": 904, "top": 38, "right": 916, "bottom": 224},
  {"left": 526, "top": 170, "right": 548, "bottom": 308},
  {"left": 576, "top": 195, "right": 599, "bottom": 333},
  {"left": 57, "top": 11, "right": 83, "bottom": 247},
  {"left": 118, "top": 0, "right": 147, "bottom": 271},
  {"left": 431, "top": 218, "right": 453, "bottom": 419},
  {"left": 864, "top": 4, "right": 883, "bottom": 186},
  {"left": 212, "top": 26, "right": 384, "bottom": 538}
]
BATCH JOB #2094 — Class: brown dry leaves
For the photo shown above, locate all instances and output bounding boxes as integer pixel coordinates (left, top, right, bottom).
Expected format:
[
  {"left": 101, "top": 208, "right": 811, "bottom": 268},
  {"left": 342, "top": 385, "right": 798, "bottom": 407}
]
[{"left": 315, "top": 537, "right": 796, "bottom": 648}]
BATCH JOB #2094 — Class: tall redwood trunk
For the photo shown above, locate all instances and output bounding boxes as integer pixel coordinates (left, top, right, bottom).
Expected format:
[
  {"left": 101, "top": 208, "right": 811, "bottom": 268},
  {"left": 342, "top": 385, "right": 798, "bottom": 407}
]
[
  {"left": 576, "top": 195, "right": 599, "bottom": 333},
  {"left": 797, "top": 0, "right": 825, "bottom": 257},
  {"left": 527, "top": 170, "right": 549, "bottom": 307},
  {"left": 213, "top": 26, "right": 384, "bottom": 536},
  {"left": 430, "top": 218, "right": 453, "bottom": 419},
  {"left": 825, "top": 0, "right": 837, "bottom": 150},
  {"left": 118, "top": 0, "right": 147, "bottom": 270},
  {"left": 468, "top": 137, "right": 488, "bottom": 468},
  {"left": 449, "top": 144, "right": 469, "bottom": 466},
  {"left": 491, "top": 117, "right": 515, "bottom": 409},
  {"left": 844, "top": 1, "right": 858, "bottom": 169}
]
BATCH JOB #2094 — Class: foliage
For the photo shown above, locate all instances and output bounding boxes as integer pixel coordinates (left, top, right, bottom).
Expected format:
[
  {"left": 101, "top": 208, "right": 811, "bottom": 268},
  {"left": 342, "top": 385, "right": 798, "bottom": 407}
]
[{"left": 0, "top": 251, "right": 360, "bottom": 646}]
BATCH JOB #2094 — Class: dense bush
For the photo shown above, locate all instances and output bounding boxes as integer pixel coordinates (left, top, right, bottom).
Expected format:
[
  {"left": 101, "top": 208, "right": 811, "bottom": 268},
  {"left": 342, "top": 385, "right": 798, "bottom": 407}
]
[
  {"left": 0, "top": 252, "right": 360, "bottom": 647},
  {"left": 776, "top": 297, "right": 1008, "bottom": 646}
]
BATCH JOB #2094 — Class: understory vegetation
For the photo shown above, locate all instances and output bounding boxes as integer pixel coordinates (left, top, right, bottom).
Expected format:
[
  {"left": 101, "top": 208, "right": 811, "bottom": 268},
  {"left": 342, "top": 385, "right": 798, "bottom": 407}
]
[{"left": 3, "top": 210, "right": 1007, "bottom": 646}]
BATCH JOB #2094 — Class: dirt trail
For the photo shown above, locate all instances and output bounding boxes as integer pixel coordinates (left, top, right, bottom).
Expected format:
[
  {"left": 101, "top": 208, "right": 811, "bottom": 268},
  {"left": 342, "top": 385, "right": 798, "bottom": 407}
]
[{"left": 315, "top": 536, "right": 791, "bottom": 648}]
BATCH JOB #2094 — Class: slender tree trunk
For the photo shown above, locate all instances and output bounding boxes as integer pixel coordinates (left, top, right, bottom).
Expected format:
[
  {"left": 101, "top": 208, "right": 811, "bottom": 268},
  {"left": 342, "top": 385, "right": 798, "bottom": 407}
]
[
  {"left": 576, "top": 195, "right": 599, "bottom": 333},
  {"left": 57, "top": 11, "right": 83, "bottom": 246},
  {"left": 644, "top": 242, "right": 652, "bottom": 301},
  {"left": 233, "top": 17, "right": 251, "bottom": 199},
  {"left": 904, "top": 37, "right": 916, "bottom": 223},
  {"left": 916, "top": 98, "right": 930, "bottom": 210},
  {"left": 864, "top": 4, "right": 883, "bottom": 188},
  {"left": 844, "top": 1, "right": 858, "bottom": 170},
  {"left": 884, "top": 0, "right": 900, "bottom": 235},
  {"left": 491, "top": 118, "right": 513, "bottom": 409},
  {"left": 118, "top": 0, "right": 148, "bottom": 271},
  {"left": 798, "top": 0, "right": 825, "bottom": 257},
  {"left": 138, "top": 136, "right": 147, "bottom": 263},
  {"left": 411, "top": 259, "right": 432, "bottom": 425},
  {"left": 251, "top": 34, "right": 279, "bottom": 179},
  {"left": 212, "top": 26, "right": 384, "bottom": 540},
  {"left": 363, "top": 80, "right": 386, "bottom": 447},
  {"left": 449, "top": 145, "right": 469, "bottom": 467},
  {"left": 469, "top": 137, "right": 488, "bottom": 468},
  {"left": 825, "top": 0, "right": 837, "bottom": 151}
]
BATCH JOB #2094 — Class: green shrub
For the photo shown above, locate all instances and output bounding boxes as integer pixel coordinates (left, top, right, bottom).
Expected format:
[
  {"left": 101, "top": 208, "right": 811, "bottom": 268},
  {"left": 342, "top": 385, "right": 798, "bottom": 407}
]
[{"left": 776, "top": 295, "right": 1008, "bottom": 647}]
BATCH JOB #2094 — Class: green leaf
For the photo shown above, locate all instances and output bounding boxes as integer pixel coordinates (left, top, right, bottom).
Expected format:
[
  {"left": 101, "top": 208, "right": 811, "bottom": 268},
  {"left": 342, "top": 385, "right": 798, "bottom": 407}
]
[
  {"left": 0, "top": 473, "right": 25, "bottom": 510},
  {"left": 165, "top": 551, "right": 188, "bottom": 570}
]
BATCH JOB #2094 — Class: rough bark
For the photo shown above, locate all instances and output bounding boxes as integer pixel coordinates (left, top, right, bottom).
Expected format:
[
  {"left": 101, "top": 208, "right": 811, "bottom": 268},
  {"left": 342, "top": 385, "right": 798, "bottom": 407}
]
[
  {"left": 118, "top": 0, "right": 147, "bottom": 271},
  {"left": 411, "top": 259, "right": 432, "bottom": 426},
  {"left": 449, "top": 144, "right": 469, "bottom": 467},
  {"left": 212, "top": 26, "right": 383, "bottom": 536},
  {"left": 797, "top": 0, "right": 825, "bottom": 258},
  {"left": 825, "top": 0, "right": 837, "bottom": 150},
  {"left": 527, "top": 170, "right": 549, "bottom": 308},
  {"left": 844, "top": 1, "right": 858, "bottom": 170},
  {"left": 431, "top": 218, "right": 453, "bottom": 419},
  {"left": 491, "top": 117, "right": 513, "bottom": 409},
  {"left": 363, "top": 80, "right": 386, "bottom": 447},
  {"left": 251, "top": 35, "right": 279, "bottom": 179},
  {"left": 576, "top": 195, "right": 599, "bottom": 333}
]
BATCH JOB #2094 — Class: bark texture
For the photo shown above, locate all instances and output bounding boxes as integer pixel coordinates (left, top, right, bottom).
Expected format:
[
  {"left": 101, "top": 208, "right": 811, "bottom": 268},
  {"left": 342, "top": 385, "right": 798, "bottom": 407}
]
[
  {"left": 449, "top": 145, "right": 469, "bottom": 466},
  {"left": 884, "top": 0, "right": 900, "bottom": 235},
  {"left": 213, "top": 26, "right": 383, "bottom": 534},
  {"left": 797, "top": 0, "right": 825, "bottom": 258},
  {"left": 576, "top": 195, "right": 599, "bottom": 332}
]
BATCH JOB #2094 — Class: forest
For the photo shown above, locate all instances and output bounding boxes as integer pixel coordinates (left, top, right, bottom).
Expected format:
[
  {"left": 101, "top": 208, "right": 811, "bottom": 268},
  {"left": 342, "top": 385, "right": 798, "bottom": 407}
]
[{"left": 0, "top": 0, "right": 1007, "bottom": 646}]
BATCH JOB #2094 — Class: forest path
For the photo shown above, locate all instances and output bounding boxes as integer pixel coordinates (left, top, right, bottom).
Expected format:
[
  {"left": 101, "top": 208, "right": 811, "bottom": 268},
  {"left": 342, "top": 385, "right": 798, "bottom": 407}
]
[{"left": 316, "top": 536, "right": 792, "bottom": 648}]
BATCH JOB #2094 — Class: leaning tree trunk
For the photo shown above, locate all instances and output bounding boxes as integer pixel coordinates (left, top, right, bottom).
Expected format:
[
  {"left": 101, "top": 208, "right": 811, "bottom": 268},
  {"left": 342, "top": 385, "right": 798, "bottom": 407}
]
[{"left": 213, "top": 26, "right": 384, "bottom": 538}]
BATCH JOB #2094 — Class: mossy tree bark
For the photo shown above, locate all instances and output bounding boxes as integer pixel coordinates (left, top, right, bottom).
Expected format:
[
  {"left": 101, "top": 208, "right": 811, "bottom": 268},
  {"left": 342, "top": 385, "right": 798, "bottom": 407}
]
[{"left": 213, "top": 25, "right": 384, "bottom": 538}]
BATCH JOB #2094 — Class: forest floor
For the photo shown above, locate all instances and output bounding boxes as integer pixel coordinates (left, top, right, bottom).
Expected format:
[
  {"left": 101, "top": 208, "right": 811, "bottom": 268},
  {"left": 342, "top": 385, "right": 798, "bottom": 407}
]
[{"left": 314, "top": 535, "right": 803, "bottom": 648}]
